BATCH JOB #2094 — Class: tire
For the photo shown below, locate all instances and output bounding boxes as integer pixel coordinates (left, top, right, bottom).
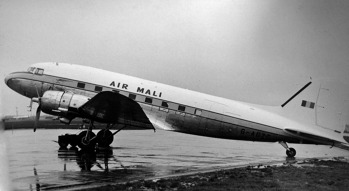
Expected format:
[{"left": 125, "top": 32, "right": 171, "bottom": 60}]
[
  {"left": 77, "top": 131, "right": 96, "bottom": 150},
  {"left": 286, "top": 147, "right": 296, "bottom": 157},
  {"left": 96, "top": 129, "right": 114, "bottom": 148}
]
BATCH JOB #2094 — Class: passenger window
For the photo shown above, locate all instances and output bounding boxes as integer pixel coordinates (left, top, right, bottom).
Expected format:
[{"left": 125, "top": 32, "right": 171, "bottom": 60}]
[
  {"left": 152, "top": 99, "right": 162, "bottom": 106},
  {"left": 145, "top": 97, "right": 152, "bottom": 104},
  {"left": 77, "top": 82, "right": 85, "bottom": 89},
  {"left": 95, "top": 86, "right": 103, "bottom": 92},
  {"left": 195, "top": 109, "right": 202, "bottom": 115},
  {"left": 129, "top": 94, "right": 136, "bottom": 100},
  {"left": 178, "top": 105, "right": 185, "bottom": 112},
  {"left": 161, "top": 101, "right": 169, "bottom": 108}
]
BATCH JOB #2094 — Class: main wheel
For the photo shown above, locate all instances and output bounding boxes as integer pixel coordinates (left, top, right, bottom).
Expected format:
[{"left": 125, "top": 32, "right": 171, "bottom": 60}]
[
  {"left": 77, "top": 131, "right": 96, "bottom": 150},
  {"left": 286, "top": 148, "right": 296, "bottom": 157},
  {"left": 96, "top": 129, "right": 114, "bottom": 148}
]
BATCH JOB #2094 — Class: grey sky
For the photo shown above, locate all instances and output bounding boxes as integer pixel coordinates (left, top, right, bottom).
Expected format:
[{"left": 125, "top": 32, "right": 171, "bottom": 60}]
[{"left": 1, "top": 0, "right": 349, "bottom": 116}]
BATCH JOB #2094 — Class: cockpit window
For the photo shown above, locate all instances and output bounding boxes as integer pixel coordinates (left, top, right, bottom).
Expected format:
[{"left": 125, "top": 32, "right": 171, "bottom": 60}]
[
  {"left": 27, "top": 67, "right": 44, "bottom": 75},
  {"left": 27, "top": 67, "right": 35, "bottom": 73},
  {"left": 35, "top": 68, "right": 44, "bottom": 75}
]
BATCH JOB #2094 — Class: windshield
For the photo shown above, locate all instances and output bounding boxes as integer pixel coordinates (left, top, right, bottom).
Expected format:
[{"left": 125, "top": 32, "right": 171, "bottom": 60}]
[
  {"left": 27, "top": 67, "right": 36, "bottom": 73},
  {"left": 35, "top": 68, "right": 44, "bottom": 75}
]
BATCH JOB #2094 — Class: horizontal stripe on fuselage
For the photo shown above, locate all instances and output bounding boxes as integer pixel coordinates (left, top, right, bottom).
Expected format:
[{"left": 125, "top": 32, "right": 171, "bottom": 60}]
[{"left": 10, "top": 72, "right": 301, "bottom": 142}]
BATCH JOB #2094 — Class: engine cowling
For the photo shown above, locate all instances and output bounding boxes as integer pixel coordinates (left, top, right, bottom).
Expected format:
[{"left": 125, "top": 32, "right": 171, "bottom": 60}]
[{"left": 40, "top": 90, "right": 90, "bottom": 119}]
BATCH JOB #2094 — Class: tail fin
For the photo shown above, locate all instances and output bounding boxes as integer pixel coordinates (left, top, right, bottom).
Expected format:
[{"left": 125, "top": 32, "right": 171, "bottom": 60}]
[{"left": 281, "top": 80, "right": 349, "bottom": 138}]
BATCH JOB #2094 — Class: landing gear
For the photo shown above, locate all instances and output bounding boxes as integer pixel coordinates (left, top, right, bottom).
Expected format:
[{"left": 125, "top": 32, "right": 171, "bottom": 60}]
[
  {"left": 279, "top": 141, "right": 296, "bottom": 157},
  {"left": 78, "top": 130, "right": 96, "bottom": 150},
  {"left": 96, "top": 129, "right": 113, "bottom": 148},
  {"left": 77, "top": 121, "right": 99, "bottom": 150},
  {"left": 286, "top": 148, "right": 296, "bottom": 158},
  {"left": 58, "top": 134, "right": 79, "bottom": 149},
  {"left": 57, "top": 122, "right": 126, "bottom": 151}
]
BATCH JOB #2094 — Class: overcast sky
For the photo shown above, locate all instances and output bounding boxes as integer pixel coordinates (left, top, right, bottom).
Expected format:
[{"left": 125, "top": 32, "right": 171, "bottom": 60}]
[{"left": 1, "top": 0, "right": 349, "bottom": 116}]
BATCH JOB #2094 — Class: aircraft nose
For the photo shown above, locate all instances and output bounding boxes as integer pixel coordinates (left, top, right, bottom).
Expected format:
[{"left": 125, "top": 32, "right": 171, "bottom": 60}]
[
  {"left": 4, "top": 74, "right": 11, "bottom": 86},
  {"left": 4, "top": 73, "right": 17, "bottom": 89},
  {"left": 4, "top": 72, "right": 38, "bottom": 98}
]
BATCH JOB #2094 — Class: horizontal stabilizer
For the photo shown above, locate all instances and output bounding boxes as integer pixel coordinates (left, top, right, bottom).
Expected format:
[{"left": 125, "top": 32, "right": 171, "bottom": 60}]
[
  {"left": 333, "top": 143, "right": 349, "bottom": 152},
  {"left": 283, "top": 128, "right": 336, "bottom": 145}
]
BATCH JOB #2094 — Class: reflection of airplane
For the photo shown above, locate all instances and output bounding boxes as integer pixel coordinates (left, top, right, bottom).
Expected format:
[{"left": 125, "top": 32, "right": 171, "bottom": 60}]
[
  {"left": 5, "top": 62, "right": 349, "bottom": 157},
  {"left": 58, "top": 147, "right": 118, "bottom": 172}
]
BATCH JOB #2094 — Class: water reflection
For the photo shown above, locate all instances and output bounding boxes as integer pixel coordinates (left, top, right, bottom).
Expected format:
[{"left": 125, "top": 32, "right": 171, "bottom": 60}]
[
  {"left": 58, "top": 147, "right": 118, "bottom": 172},
  {"left": 6, "top": 129, "right": 349, "bottom": 191},
  {"left": 29, "top": 167, "right": 40, "bottom": 191}
]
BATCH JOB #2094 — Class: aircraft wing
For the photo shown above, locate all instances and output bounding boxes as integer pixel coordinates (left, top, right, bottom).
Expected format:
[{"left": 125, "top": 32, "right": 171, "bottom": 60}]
[{"left": 78, "top": 91, "right": 155, "bottom": 130}]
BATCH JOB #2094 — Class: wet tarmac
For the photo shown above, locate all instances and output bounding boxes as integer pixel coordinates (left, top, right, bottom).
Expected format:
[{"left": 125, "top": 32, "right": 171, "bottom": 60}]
[{"left": 4, "top": 129, "right": 349, "bottom": 191}]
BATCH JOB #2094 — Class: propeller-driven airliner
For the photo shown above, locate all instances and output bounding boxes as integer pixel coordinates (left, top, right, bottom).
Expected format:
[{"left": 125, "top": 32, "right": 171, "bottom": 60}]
[{"left": 5, "top": 62, "right": 349, "bottom": 157}]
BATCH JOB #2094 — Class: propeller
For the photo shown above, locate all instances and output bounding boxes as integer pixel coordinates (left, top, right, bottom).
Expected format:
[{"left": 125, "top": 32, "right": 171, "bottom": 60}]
[
  {"left": 34, "top": 105, "right": 41, "bottom": 132},
  {"left": 32, "top": 85, "right": 42, "bottom": 132}
]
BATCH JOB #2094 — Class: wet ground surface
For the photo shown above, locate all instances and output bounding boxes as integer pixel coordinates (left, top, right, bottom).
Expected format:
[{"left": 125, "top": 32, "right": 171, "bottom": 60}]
[
  {"left": 100, "top": 158, "right": 349, "bottom": 191},
  {"left": 4, "top": 129, "right": 349, "bottom": 190}
]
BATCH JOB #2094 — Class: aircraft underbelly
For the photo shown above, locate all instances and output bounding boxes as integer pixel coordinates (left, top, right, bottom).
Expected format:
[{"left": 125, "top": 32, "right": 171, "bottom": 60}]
[{"left": 143, "top": 105, "right": 299, "bottom": 143}]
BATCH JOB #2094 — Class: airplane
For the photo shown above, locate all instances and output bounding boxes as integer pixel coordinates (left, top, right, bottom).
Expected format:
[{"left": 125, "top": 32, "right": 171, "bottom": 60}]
[{"left": 4, "top": 62, "right": 349, "bottom": 157}]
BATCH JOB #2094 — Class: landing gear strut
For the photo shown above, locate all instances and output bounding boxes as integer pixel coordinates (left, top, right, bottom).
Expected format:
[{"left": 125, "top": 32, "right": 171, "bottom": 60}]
[
  {"left": 279, "top": 141, "right": 296, "bottom": 157},
  {"left": 78, "top": 121, "right": 97, "bottom": 150}
]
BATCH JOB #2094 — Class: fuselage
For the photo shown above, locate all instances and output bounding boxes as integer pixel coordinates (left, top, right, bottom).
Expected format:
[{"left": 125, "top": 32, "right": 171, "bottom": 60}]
[{"left": 4, "top": 62, "right": 335, "bottom": 144}]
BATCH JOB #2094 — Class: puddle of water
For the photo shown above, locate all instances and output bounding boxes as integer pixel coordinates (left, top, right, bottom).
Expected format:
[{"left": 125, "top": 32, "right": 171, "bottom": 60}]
[{"left": 4, "top": 129, "right": 349, "bottom": 190}]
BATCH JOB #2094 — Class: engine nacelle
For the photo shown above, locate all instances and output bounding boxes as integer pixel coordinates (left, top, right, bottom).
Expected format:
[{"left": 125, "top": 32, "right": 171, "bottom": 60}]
[{"left": 40, "top": 90, "right": 90, "bottom": 118}]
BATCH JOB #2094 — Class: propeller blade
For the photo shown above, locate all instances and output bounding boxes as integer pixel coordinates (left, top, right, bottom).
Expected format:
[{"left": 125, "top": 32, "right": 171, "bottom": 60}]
[{"left": 34, "top": 106, "right": 41, "bottom": 132}]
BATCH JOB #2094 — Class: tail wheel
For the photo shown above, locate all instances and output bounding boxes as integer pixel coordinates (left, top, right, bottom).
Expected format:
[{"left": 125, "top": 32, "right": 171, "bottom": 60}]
[
  {"left": 286, "top": 148, "right": 296, "bottom": 157},
  {"left": 77, "top": 131, "right": 96, "bottom": 150},
  {"left": 96, "top": 129, "right": 114, "bottom": 148}
]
